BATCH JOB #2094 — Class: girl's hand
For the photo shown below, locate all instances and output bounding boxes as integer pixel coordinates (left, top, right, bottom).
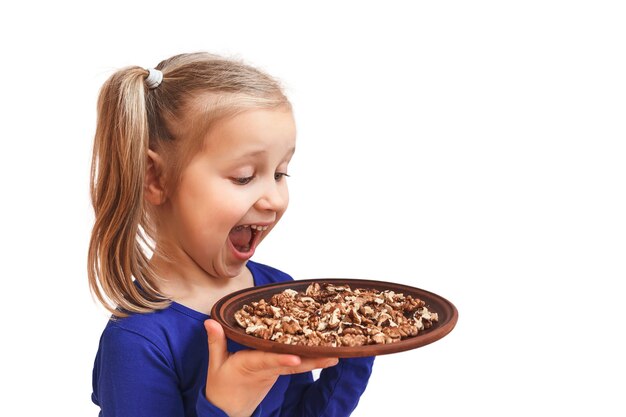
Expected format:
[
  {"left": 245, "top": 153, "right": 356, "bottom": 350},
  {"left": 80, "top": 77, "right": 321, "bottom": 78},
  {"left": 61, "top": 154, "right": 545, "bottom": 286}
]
[{"left": 204, "top": 319, "right": 338, "bottom": 417}]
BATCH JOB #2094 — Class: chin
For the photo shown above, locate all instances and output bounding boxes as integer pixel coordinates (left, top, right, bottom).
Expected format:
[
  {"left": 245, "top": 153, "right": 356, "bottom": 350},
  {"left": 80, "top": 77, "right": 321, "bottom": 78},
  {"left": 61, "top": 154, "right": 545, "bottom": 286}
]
[{"left": 218, "top": 259, "right": 248, "bottom": 279}]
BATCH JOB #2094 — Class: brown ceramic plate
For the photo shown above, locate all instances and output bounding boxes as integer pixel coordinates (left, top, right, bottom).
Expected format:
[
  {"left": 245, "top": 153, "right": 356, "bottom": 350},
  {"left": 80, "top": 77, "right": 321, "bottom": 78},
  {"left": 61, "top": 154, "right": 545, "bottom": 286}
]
[{"left": 211, "top": 278, "right": 458, "bottom": 358}]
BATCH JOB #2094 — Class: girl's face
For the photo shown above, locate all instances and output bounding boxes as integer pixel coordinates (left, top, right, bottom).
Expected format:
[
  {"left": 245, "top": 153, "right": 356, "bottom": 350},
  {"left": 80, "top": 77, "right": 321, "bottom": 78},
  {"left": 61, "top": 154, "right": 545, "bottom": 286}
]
[{"left": 159, "top": 108, "right": 296, "bottom": 279}]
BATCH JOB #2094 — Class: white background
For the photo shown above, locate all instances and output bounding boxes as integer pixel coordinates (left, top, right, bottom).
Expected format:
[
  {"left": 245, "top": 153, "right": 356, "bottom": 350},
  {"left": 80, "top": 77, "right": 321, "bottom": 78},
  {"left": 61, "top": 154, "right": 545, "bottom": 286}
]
[{"left": 1, "top": 1, "right": 624, "bottom": 416}]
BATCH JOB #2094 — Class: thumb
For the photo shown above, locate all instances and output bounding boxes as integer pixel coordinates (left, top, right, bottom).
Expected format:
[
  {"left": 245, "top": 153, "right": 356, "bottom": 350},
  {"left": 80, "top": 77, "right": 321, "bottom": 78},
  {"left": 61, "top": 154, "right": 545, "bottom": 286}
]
[{"left": 205, "top": 319, "right": 228, "bottom": 369}]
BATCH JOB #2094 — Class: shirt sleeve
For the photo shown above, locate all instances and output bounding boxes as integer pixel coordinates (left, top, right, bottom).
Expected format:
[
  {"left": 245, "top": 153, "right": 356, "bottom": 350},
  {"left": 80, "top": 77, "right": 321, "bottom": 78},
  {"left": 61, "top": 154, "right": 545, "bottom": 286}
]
[
  {"left": 195, "top": 388, "right": 264, "bottom": 417},
  {"left": 279, "top": 356, "right": 375, "bottom": 417},
  {"left": 92, "top": 325, "right": 228, "bottom": 417}
]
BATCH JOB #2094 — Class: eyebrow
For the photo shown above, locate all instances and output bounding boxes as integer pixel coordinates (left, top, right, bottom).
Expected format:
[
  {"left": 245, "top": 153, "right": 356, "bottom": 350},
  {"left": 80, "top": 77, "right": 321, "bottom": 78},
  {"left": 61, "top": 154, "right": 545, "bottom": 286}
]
[{"left": 233, "top": 146, "right": 296, "bottom": 160}]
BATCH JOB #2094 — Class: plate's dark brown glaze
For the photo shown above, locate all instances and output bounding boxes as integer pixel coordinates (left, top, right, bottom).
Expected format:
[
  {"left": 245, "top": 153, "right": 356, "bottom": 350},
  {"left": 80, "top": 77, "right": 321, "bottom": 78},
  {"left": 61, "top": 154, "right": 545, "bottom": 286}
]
[{"left": 211, "top": 278, "right": 458, "bottom": 358}]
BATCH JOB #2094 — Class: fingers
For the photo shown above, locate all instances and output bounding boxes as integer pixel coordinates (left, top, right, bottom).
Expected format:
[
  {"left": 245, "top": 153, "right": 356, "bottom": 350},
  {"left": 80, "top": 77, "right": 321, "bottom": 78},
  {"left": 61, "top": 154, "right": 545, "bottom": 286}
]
[
  {"left": 276, "top": 356, "right": 339, "bottom": 375},
  {"left": 239, "top": 350, "right": 338, "bottom": 376},
  {"left": 234, "top": 351, "right": 296, "bottom": 375},
  {"left": 205, "top": 319, "right": 228, "bottom": 369},
  {"left": 294, "top": 357, "right": 339, "bottom": 374},
  {"left": 273, "top": 353, "right": 302, "bottom": 368}
]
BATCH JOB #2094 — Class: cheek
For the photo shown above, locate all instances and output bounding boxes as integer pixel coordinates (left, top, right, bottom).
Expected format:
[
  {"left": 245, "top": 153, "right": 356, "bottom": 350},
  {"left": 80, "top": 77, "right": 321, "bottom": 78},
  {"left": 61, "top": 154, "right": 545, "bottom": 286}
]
[
  {"left": 172, "top": 188, "right": 232, "bottom": 243},
  {"left": 279, "top": 185, "right": 290, "bottom": 212}
]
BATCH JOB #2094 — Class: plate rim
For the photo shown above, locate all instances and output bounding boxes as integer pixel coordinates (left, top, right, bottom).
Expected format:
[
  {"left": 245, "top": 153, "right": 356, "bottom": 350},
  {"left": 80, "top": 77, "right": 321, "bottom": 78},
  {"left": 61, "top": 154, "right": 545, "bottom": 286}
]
[{"left": 211, "top": 278, "right": 458, "bottom": 358}]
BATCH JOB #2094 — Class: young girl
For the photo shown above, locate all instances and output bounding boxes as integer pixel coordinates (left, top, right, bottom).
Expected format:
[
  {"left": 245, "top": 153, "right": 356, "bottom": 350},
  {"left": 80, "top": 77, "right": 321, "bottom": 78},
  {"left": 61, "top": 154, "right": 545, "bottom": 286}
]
[{"left": 88, "top": 52, "right": 374, "bottom": 417}]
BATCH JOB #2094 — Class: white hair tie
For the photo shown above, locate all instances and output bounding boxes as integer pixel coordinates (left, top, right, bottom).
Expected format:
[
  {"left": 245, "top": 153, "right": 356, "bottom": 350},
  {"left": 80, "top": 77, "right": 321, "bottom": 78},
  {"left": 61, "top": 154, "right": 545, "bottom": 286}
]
[{"left": 145, "top": 68, "right": 163, "bottom": 89}]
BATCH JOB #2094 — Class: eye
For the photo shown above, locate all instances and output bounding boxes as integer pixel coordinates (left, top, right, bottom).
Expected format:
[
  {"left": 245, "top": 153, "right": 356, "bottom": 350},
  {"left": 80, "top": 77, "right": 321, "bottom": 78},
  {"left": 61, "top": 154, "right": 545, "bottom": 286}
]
[
  {"left": 232, "top": 176, "right": 254, "bottom": 185},
  {"left": 275, "top": 172, "right": 290, "bottom": 182}
]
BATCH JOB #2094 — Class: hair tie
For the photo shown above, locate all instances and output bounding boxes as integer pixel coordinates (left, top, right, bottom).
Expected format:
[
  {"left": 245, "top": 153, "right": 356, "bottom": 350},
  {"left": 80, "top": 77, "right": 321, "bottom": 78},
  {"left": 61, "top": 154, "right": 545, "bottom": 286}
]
[{"left": 145, "top": 68, "right": 163, "bottom": 89}]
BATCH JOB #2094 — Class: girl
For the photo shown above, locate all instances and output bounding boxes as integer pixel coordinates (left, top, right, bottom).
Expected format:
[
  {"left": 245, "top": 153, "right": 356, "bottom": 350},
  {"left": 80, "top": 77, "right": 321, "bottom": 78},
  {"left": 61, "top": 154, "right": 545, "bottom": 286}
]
[{"left": 88, "top": 52, "right": 374, "bottom": 417}]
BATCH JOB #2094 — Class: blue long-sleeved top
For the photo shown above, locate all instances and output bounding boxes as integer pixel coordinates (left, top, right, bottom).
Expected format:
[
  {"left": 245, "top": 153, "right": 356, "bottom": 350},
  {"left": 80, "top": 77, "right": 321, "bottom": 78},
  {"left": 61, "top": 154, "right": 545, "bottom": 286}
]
[{"left": 92, "top": 261, "right": 375, "bottom": 416}]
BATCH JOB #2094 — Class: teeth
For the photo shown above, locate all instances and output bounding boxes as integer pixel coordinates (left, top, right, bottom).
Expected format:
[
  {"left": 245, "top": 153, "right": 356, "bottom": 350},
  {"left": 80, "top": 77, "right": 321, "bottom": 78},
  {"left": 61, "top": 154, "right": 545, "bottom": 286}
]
[{"left": 250, "top": 225, "right": 269, "bottom": 231}]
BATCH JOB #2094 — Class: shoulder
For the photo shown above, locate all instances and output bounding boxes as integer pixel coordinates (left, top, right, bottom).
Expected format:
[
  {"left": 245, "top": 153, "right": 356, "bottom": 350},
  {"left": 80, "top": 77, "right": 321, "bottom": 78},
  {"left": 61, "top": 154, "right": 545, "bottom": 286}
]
[
  {"left": 106, "top": 305, "right": 175, "bottom": 335},
  {"left": 247, "top": 260, "right": 294, "bottom": 285},
  {"left": 96, "top": 304, "right": 205, "bottom": 373},
  {"left": 99, "top": 304, "right": 192, "bottom": 357},
  {"left": 95, "top": 316, "right": 174, "bottom": 379}
]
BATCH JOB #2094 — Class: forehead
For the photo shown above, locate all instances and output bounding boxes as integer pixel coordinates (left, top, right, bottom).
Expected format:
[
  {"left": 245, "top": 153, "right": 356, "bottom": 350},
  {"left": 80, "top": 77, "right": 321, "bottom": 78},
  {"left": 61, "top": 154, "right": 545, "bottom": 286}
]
[{"left": 202, "top": 108, "right": 296, "bottom": 160}]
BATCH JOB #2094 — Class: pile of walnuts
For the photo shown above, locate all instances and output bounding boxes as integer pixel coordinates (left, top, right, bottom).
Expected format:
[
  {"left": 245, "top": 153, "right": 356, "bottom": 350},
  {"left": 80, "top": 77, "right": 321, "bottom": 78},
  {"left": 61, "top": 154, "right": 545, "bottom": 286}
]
[{"left": 234, "top": 282, "right": 438, "bottom": 347}]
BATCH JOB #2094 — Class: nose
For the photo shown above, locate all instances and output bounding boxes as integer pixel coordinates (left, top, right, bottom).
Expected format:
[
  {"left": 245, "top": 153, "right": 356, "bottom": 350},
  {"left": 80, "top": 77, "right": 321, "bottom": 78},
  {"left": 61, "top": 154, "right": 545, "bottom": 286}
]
[{"left": 255, "top": 178, "right": 289, "bottom": 213}]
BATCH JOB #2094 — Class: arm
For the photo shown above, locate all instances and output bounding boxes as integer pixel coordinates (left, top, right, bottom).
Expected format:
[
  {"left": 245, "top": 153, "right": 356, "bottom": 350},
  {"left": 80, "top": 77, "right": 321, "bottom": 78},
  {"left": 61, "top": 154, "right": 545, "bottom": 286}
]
[
  {"left": 279, "top": 356, "right": 375, "bottom": 417},
  {"left": 93, "top": 325, "right": 228, "bottom": 417},
  {"left": 93, "top": 326, "right": 185, "bottom": 416}
]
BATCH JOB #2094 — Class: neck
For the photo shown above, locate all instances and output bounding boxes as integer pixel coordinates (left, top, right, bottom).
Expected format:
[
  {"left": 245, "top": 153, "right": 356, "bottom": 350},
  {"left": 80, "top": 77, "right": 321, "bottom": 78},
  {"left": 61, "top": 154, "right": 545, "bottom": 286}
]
[{"left": 149, "top": 246, "right": 253, "bottom": 315}]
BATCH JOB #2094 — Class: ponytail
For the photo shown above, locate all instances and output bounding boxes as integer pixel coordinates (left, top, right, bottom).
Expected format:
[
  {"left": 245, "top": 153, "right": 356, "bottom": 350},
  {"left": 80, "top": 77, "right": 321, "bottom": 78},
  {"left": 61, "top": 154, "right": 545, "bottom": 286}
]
[{"left": 88, "top": 67, "right": 167, "bottom": 317}]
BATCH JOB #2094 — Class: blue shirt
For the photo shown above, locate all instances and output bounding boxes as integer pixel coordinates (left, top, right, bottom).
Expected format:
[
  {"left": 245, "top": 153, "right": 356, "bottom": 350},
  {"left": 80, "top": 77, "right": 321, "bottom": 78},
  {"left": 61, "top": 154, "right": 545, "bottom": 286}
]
[{"left": 92, "top": 261, "right": 375, "bottom": 416}]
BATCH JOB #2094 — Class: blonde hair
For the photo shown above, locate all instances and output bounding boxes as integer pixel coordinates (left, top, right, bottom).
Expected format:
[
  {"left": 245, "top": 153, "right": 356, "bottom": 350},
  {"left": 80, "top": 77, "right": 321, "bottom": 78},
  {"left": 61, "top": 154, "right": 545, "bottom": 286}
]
[{"left": 88, "top": 52, "right": 290, "bottom": 317}]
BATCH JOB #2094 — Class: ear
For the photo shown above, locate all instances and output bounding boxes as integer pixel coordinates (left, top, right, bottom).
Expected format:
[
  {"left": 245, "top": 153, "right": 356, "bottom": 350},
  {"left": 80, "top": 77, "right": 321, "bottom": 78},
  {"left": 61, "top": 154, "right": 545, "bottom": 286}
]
[{"left": 145, "top": 149, "right": 166, "bottom": 206}]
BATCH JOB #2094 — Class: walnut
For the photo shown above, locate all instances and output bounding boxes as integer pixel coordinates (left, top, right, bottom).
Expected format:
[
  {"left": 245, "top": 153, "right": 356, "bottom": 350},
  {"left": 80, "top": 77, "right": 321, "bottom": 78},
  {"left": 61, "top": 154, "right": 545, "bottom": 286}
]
[
  {"left": 328, "top": 308, "right": 342, "bottom": 329},
  {"left": 245, "top": 324, "right": 272, "bottom": 340},
  {"left": 382, "top": 326, "right": 403, "bottom": 340},
  {"left": 305, "top": 282, "right": 321, "bottom": 296},
  {"left": 280, "top": 316, "right": 303, "bottom": 334},
  {"left": 402, "top": 296, "right": 425, "bottom": 314},
  {"left": 253, "top": 299, "right": 274, "bottom": 318},
  {"left": 339, "top": 334, "right": 368, "bottom": 347},
  {"left": 398, "top": 323, "right": 419, "bottom": 337},
  {"left": 235, "top": 283, "right": 438, "bottom": 347},
  {"left": 234, "top": 309, "right": 252, "bottom": 328},
  {"left": 371, "top": 332, "right": 388, "bottom": 344},
  {"left": 347, "top": 306, "right": 362, "bottom": 325},
  {"left": 270, "top": 295, "right": 288, "bottom": 308},
  {"left": 342, "top": 326, "right": 364, "bottom": 336}
]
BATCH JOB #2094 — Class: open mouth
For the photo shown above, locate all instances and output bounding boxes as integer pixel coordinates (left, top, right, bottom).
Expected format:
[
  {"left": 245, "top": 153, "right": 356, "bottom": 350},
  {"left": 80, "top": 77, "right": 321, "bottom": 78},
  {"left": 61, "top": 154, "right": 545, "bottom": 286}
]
[{"left": 228, "top": 224, "right": 269, "bottom": 257}]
